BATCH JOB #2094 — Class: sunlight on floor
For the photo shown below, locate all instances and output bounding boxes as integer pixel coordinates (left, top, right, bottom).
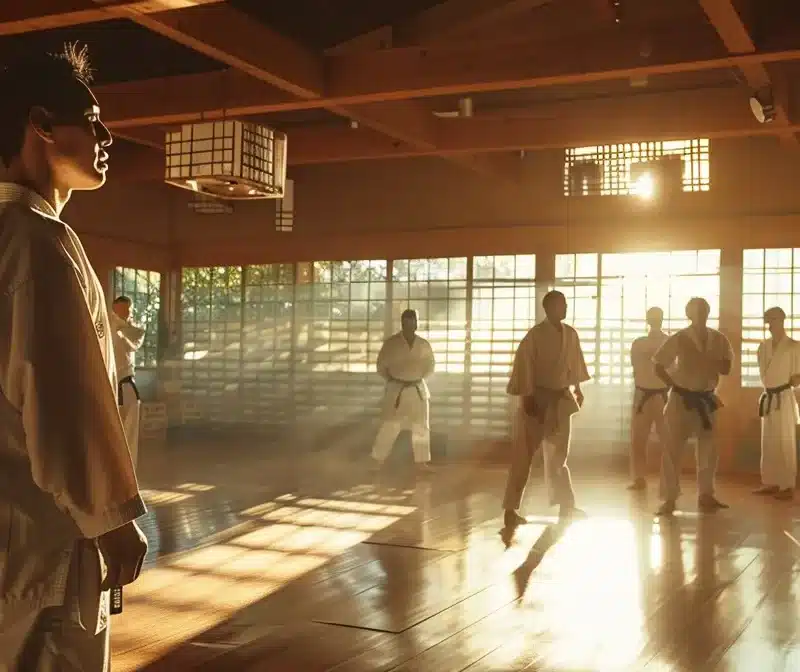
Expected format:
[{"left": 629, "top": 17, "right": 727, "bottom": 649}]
[{"left": 110, "top": 490, "right": 417, "bottom": 671}]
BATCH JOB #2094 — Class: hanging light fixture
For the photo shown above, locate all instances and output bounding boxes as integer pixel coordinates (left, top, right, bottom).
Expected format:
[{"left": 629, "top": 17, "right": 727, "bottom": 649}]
[{"left": 164, "top": 120, "right": 288, "bottom": 200}]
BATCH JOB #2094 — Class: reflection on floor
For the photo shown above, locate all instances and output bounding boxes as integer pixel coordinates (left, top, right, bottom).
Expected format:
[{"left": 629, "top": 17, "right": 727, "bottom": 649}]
[{"left": 113, "top": 444, "right": 800, "bottom": 671}]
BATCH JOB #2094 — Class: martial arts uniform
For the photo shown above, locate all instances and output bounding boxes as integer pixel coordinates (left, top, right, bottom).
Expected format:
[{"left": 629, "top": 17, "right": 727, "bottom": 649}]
[
  {"left": 757, "top": 336, "right": 800, "bottom": 494},
  {"left": 653, "top": 327, "right": 733, "bottom": 506},
  {"left": 111, "top": 312, "right": 145, "bottom": 466},
  {"left": 0, "top": 184, "right": 145, "bottom": 670},
  {"left": 629, "top": 331, "right": 669, "bottom": 482},
  {"left": 371, "top": 332, "right": 436, "bottom": 465},
  {"left": 503, "top": 319, "right": 590, "bottom": 512}
]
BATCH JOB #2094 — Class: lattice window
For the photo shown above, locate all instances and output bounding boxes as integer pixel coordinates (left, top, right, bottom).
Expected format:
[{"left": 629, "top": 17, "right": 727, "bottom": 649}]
[
  {"left": 392, "top": 257, "right": 468, "bottom": 434},
  {"left": 553, "top": 251, "right": 720, "bottom": 452},
  {"left": 275, "top": 178, "right": 294, "bottom": 232},
  {"left": 554, "top": 253, "right": 600, "bottom": 379},
  {"left": 469, "top": 255, "right": 536, "bottom": 437},
  {"left": 597, "top": 250, "right": 721, "bottom": 385},
  {"left": 563, "top": 139, "right": 710, "bottom": 196},
  {"left": 112, "top": 267, "right": 161, "bottom": 368},
  {"left": 741, "top": 248, "right": 800, "bottom": 387},
  {"left": 293, "top": 260, "right": 388, "bottom": 424},
  {"left": 240, "top": 264, "right": 294, "bottom": 424},
  {"left": 179, "top": 267, "right": 243, "bottom": 423}
]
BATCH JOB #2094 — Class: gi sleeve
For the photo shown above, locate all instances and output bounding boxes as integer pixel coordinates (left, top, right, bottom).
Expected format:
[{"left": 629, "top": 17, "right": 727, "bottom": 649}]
[
  {"left": 507, "top": 333, "right": 535, "bottom": 396},
  {"left": 1, "top": 232, "right": 145, "bottom": 539},
  {"left": 571, "top": 329, "right": 591, "bottom": 385},
  {"left": 653, "top": 333, "right": 680, "bottom": 369}
]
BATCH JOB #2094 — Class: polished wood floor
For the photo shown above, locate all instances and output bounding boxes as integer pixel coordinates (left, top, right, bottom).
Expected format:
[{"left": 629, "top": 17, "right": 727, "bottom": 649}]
[{"left": 112, "top": 440, "right": 800, "bottom": 671}]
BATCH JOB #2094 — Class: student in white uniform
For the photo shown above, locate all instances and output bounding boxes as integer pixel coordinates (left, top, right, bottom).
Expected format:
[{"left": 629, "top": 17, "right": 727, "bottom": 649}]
[
  {"left": 627, "top": 307, "right": 669, "bottom": 491},
  {"left": 754, "top": 306, "right": 800, "bottom": 500},
  {"left": 652, "top": 297, "right": 733, "bottom": 516},
  {"left": 503, "top": 290, "right": 591, "bottom": 527},
  {"left": 370, "top": 309, "right": 436, "bottom": 472},
  {"left": 0, "top": 45, "right": 148, "bottom": 670},
  {"left": 111, "top": 295, "right": 146, "bottom": 466}
]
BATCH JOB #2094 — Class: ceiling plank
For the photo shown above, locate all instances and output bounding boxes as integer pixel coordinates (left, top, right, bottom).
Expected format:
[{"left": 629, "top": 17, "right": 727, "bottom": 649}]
[
  {"left": 0, "top": 0, "right": 222, "bottom": 35},
  {"left": 115, "top": 2, "right": 324, "bottom": 98},
  {"left": 698, "top": 0, "right": 797, "bottom": 144},
  {"left": 98, "top": 33, "right": 800, "bottom": 128},
  {"left": 393, "top": 0, "right": 555, "bottom": 46},
  {"left": 111, "top": 86, "right": 800, "bottom": 176},
  {"left": 116, "top": 2, "right": 484, "bottom": 175}
]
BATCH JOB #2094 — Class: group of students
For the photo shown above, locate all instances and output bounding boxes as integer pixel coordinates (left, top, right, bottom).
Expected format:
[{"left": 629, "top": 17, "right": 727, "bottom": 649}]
[
  {"left": 370, "top": 290, "right": 797, "bottom": 530},
  {"left": 2, "top": 42, "right": 798, "bottom": 671}
]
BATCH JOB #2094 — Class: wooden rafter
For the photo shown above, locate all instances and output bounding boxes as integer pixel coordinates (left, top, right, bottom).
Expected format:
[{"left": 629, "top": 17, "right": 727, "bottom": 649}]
[
  {"left": 95, "top": 25, "right": 800, "bottom": 129},
  {"left": 108, "top": 86, "right": 800, "bottom": 180},
  {"left": 698, "top": 0, "right": 797, "bottom": 144},
  {"left": 109, "top": 2, "right": 503, "bottom": 177}
]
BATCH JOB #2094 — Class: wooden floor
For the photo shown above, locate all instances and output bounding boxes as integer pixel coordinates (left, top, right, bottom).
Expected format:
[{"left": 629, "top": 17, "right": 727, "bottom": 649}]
[{"left": 112, "top": 441, "right": 800, "bottom": 671}]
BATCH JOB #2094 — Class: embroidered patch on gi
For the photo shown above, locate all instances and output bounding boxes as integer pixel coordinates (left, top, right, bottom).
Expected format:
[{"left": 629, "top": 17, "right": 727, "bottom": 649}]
[{"left": 95, "top": 318, "right": 105, "bottom": 339}]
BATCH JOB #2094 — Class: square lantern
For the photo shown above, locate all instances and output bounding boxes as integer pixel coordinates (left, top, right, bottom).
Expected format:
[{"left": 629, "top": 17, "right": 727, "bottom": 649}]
[{"left": 165, "top": 120, "right": 287, "bottom": 200}]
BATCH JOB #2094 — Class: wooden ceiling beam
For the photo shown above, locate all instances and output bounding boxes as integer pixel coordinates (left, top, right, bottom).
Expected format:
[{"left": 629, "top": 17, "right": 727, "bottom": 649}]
[
  {"left": 698, "top": 0, "right": 798, "bottom": 145},
  {"left": 118, "top": 3, "right": 499, "bottom": 177},
  {"left": 0, "top": 0, "right": 222, "bottom": 35},
  {"left": 115, "top": 2, "right": 324, "bottom": 99},
  {"left": 98, "top": 28, "right": 800, "bottom": 128},
  {"left": 109, "top": 86, "right": 800, "bottom": 177}
]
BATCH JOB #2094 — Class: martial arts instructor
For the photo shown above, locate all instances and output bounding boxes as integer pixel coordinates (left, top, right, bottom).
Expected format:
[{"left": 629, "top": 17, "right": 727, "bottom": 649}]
[{"left": 0, "top": 45, "right": 147, "bottom": 669}]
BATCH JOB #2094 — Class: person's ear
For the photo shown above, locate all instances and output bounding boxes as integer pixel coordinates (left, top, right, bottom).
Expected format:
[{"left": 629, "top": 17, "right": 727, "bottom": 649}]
[{"left": 29, "top": 107, "right": 56, "bottom": 143}]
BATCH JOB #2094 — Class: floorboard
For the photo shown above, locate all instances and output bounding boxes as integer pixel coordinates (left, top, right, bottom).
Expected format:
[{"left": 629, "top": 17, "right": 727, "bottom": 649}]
[{"left": 106, "top": 443, "right": 799, "bottom": 671}]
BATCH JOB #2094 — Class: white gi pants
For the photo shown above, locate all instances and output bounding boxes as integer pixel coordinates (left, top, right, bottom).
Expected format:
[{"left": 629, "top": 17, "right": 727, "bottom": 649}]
[
  {"left": 371, "top": 385, "right": 431, "bottom": 464},
  {"left": 119, "top": 380, "right": 140, "bottom": 467},
  {"left": 630, "top": 388, "right": 667, "bottom": 480},
  {"left": 659, "top": 393, "right": 718, "bottom": 501},
  {"left": 0, "top": 546, "right": 109, "bottom": 672},
  {"left": 760, "top": 389, "right": 798, "bottom": 491},
  {"left": 503, "top": 405, "right": 575, "bottom": 511}
]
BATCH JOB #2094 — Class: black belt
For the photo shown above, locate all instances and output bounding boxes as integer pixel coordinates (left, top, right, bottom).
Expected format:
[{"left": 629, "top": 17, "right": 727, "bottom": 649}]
[
  {"left": 672, "top": 386, "right": 718, "bottom": 430},
  {"left": 531, "top": 387, "right": 569, "bottom": 425},
  {"left": 635, "top": 386, "right": 669, "bottom": 414},
  {"left": 118, "top": 376, "right": 140, "bottom": 406},
  {"left": 390, "top": 379, "right": 424, "bottom": 408},
  {"left": 758, "top": 383, "right": 792, "bottom": 417}
]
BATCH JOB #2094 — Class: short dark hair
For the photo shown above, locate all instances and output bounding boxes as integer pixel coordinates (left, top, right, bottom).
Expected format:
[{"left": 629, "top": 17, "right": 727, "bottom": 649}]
[
  {"left": 401, "top": 309, "right": 417, "bottom": 321},
  {"left": 113, "top": 295, "right": 131, "bottom": 305},
  {"left": 542, "top": 290, "right": 565, "bottom": 309},
  {"left": 0, "top": 43, "right": 94, "bottom": 165}
]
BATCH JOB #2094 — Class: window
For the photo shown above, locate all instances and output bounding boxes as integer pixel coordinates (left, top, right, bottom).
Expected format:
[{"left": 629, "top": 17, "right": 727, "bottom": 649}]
[
  {"left": 564, "top": 139, "right": 710, "bottom": 196},
  {"left": 554, "top": 253, "right": 600, "bottom": 379},
  {"left": 597, "top": 250, "right": 721, "bottom": 385},
  {"left": 554, "top": 251, "right": 721, "bottom": 451},
  {"left": 470, "top": 255, "right": 536, "bottom": 437},
  {"left": 293, "top": 260, "right": 388, "bottom": 423},
  {"left": 392, "top": 258, "right": 468, "bottom": 433},
  {"left": 741, "top": 248, "right": 800, "bottom": 387},
  {"left": 180, "top": 267, "right": 243, "bottom": 423},
  {"left": 112, "top": 267, "right": 161, "bottom": 368},
  {"left": 241, "top": 264, "right": 294, "bottom": 424},
  {"left": 275, "top": 179, "right": 294, "bottom": 232}
]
